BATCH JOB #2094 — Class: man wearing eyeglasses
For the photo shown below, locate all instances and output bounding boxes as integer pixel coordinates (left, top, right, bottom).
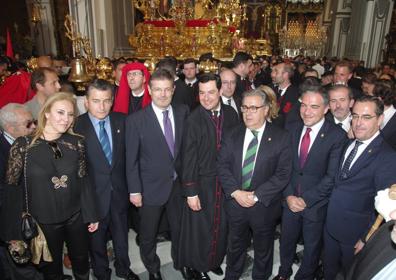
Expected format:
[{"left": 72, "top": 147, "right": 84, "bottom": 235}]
[
  {"left": 324, "top": 95, "right": 396, "bottom": 280},
  {"left": 274, "top": 83, "right": 347, "bottom": 280},
  {"left": 0, "top": 103, "right": 36, "bottom": 279},
  {"left": 179, "top": 73, "right": 238, "bottom": 280},
  {"left": 217, "top": 88, "right": 292, "bottom": 280},
  {"left": 220, "top": 69, "right": 241, "bottom": 116}
]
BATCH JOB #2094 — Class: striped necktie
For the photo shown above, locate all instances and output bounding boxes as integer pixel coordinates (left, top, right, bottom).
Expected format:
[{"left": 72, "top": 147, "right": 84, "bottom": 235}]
[
  {"left": 99, "top": 120, "right": 112, "bottom": 164},
  {"left": 340, "top": 140, "right": 363, "bottom": 179},
  {"left": 242, "top": 130, "right": 259, "bottom": 190}
]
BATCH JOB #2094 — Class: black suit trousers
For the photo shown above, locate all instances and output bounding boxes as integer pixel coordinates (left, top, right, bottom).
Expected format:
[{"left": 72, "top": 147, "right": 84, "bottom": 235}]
[
  {"left": 138, "top": 180, "right": 182, "bottom": 273},
  {"left": 279, "top": 207, "right": 324, "bottom": 279},
  {"left": 39, "top": 211, "right": 89, "bottom": 280},
  {"left": 89, "top": 197, "right": 130, "bottom": 280},
  {"left": 225, "top": 199, "right": 281, "bottom": 280}
]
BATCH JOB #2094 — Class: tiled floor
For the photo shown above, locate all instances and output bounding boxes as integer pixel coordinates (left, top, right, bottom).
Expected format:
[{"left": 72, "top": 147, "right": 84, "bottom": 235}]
[{"left": 64, "top": 230, "right": 302, "bottom": 280}]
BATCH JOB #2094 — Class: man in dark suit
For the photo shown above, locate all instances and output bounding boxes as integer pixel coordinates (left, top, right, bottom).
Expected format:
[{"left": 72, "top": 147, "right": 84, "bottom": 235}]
[
  {"left": 0, "top": 103, "right": 36, "bottom": 280},
  {"left": 271, "top": 62, "right": 300, "bottom": 127},
  {"left": 327, "top": 85, "right": 354, "bottom": 134},
  {"left": 232, "top": 52, "right": 254, "bottom": 100},
  {"left": 74, "top": 79, "right": 138, "bottom": 280},
  {"left": 126, "top": 69, "right": 189, "bottom": 280},
  {"left": 327, "top": 60, "right": 363, "bottom": 100},
  {"left": 219, "top": 69, "right": 241, "bottom": 116},
  {"left": 157, "top": 57, "right": 196, "bottom": 110},
  {"left": 273, "top": 84, "right": 347, "bottom": 280},
  {"left": 217, "top": 88, "right": 293, "bottom": 280},
  {"left": 182, "top": 58, "right": 199, "bottom": 108},
  {"left": 324, "top": 95, "right": 396, "bottom": 279}
]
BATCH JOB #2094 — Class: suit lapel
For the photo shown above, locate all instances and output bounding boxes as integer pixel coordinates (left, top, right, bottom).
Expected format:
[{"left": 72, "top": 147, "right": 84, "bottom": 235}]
[
  {"left": 147, "top": 105, "right": 174, "bottom": 159},
  {"left": 173, "top": 105, "right": 183, "bottom": 159},
  {"left": 235, "top": 126, "right": 246, "bottom": 184},
  {"left": 347, "top": 135, "right": 383, "bottom": 177},
  {"left": 293, "top": 123, "right": 304, "bottom": 170},
  {"left": 303, "top": 121, "right": 328, "bottom": 169},
  {"left": 109, "top": 113, "right": 120, "bottom": 168},
  {"left": 254, "top": 123, "right": 273, "bottom": 175}
]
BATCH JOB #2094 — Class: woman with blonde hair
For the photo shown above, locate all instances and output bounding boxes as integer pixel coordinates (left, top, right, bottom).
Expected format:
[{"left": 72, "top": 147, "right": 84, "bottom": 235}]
[
  {"left": 259, "top": 85, "right": 279, "bottom": 122},
  {"left": 0, "top": 92, "right": 99, "bottom": 280}
]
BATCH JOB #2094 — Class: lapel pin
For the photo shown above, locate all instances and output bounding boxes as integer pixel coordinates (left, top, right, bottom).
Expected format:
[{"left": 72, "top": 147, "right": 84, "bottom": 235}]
[
  {"left": 368, "top": 149, "right": 372, "bottom": 153},
  {"left": 117, "top": 129, "right": 120, "bottom": 133},
  {"left": 320, "top": 133, "right": 324, "bottom": 138},
  {"left": 268, "top": 137, "right": 272, "bottom": 141}
]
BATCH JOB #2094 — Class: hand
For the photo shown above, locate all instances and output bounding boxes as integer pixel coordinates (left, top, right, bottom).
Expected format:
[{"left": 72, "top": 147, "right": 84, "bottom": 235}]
[
  {"left": 88, "top": 222, "right": 99, "bottom": 233},
  {"left": 354, "top": 239, "right": 365, "bottom": 255},
  {"left": 187, "top": 196, "right": 201, "bottom": 211},
  {"left": 286, "top": 196, "right": 306, "bottom": 212},
  {"left": 233, "top": 190, "right": 256, "bottom": 208},
  {"left": 130, "top": 193, "right": 143, "bottom": 207}
]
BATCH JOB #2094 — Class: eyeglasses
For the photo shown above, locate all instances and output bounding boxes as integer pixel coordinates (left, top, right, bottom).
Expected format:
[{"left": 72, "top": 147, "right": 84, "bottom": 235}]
[
  {"left": 26, "top": 120, "right": 37, "bottom": 129},
  {"left": 241, "top": 105, "right": 265, "bottom": 113},
  {"left": 351, "top": 114, "right": 377, "bottom": 121},
  {"left": 127, "top": 71, "right": 143, "bottom": 78},
  {"left": 48, "top": 141, "right": 63, "bottom": 159}
]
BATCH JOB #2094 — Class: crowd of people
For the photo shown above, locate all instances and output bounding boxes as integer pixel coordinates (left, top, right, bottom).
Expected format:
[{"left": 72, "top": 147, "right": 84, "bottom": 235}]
[{"left": 0, "top": 52, "right": 395, "bottom": 280}]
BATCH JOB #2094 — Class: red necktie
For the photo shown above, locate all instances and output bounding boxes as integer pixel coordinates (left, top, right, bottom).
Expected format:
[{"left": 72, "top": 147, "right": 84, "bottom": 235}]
[{"left": 299, "top": 127, "right": 311, "bottom": 168}]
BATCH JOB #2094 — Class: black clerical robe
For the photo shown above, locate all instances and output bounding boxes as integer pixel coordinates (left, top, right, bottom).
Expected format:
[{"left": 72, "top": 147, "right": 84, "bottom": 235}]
[{"left": 178, "top": 104, "right": 239, "bottom": 272}]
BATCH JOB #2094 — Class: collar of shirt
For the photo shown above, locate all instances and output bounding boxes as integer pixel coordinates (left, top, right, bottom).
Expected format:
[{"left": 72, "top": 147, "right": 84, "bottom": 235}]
[
  {"left": 343, "top": 130, "right": 380, "bottom": 168},
  {"left": 279, "top": 84, "right": 291, "bottom": 96},
  {"left": 211, "top": 103, "right": 222, "bottom": 115},
  {"left": 2, "top": 131, "right": 15, "bottom": 145},
  {"left": 88, "top": 113, "right": 110, "bottom": 129},
  {"left": 242, "top": 122, "right": 266, "bottom": 166},
  {"left": 151, "top": 103, "right": 175, "bottom": 137},
  {"left": 185, "top": 78, "right": 197, "bottom": 85},
  {"left": 131, "top": 89, "right": 144, "bottom": 97},
  {"left": 221, "top": 95, "right": 233, "bottom": 104},
  {"left": 334, "top": 113, "right": 351, "bottom": 132},
  {"left": 299, "top": 118, "right": 325, "bottom": 155},
  {"left": 382, "top": 105, "right": 396, "bottom": 129},
  {"left": 88, "top": 113, "right": 113, "bottom": 149},
  {"left": 174, "top": 77, "right": 179, "bottom": 82}
]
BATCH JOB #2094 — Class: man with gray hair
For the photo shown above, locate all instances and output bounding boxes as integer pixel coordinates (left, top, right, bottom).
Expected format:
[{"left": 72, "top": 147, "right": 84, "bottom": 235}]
[
  {"left": 0, "top": 103, "right": 36, "bottom": 183},
  {"left": 274, "top": 83, "right": 347, "bottom": 280},
  {"left": 218, "top": 88, "right": 292, "bottom": 280}
]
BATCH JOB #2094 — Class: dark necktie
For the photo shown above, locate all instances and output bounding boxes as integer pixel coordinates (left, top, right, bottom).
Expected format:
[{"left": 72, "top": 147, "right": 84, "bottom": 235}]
[
  {"left": 187, "top": 83, "right": 192, "bottom": 87},
  {"left": 337, "top": 122, "right": 343, "bottom": 128},
  {"left": 340, "top": 140, "right": 363, "bottom": 179},
  {"left": 299, "top": 128, "right": 311, "bottom": 168},
  {"left": 163, "top": 110, "right": 175, "bottom": 157},
  {"left": 227, "top": 99, "right": 232, "bottom": 106},
  {"left": 99, "top": 120, "right": 112, "bottom": 164},
  {"left": 242, "top": 130, "right": 259, "bottom": 190}
]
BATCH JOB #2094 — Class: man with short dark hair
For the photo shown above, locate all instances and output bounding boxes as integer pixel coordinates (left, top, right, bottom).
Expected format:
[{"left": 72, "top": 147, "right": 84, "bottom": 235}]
[
  {"left": 324, "top": 96, "right": 396, "bottom": 279},
  {"left": 75, "top": 79, "right": 139, "bottom": 280},
  {"left": 232, "top": 52, "right": 254, "bottom": 99},
  {"left": 331, "top": 61, "right": 363, "bottom": 99},
  {"left": 126, "top": 69, "right": 189, "bottom": 280},
  {"left": 274, "top": 84, "right": 347, "bottom": 280},
  {"left": 182, "top": 58, "right": 199, "bottom": 108},
  {"left": 25, "top": 67, "right": 61, "bottom": 119},
  {"left": 218, "top": 88, "right": 292, "bottom": 280},
  {"left": 361, "top": 73, "right": 377, "bottom": 95},
  {"left": 179, "top": 73, "right": 239, "bottom": 280}
]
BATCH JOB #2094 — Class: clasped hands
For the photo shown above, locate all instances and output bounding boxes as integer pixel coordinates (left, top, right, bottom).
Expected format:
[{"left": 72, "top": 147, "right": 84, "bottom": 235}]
[{"left": 286, "top": 195, "right": 307, "bottom": 212}]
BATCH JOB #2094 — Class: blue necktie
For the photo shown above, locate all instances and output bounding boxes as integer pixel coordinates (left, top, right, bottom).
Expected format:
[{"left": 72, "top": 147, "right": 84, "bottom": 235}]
[
  {"left": 340, "top": 140, "right": 362, "bottom": 179},
  {"left": 99, "top": 120, "right": 112, "bottom": 164},
  {"left": 163, "top": 110, "right": 174, "bottom": 157}
]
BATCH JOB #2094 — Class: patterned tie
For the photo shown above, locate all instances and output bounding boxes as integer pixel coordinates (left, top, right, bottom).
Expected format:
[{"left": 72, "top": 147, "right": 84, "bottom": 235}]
[
  {"left": 163, "top": 110, "right": 175, "bottom": 157},
  {"left": 99, "top": 120, "right": 112, "bottom": 164},
  {"left": 242, "top": 130, "right": 259, "bottom": 190},
  {"left": 227, "top": 99, "right": 232, "bottom": 106},
  {"left": 299, "top": 127, "right": 311, "bottom": 168},
  {"left": 340, "top": 140, "right": 363, "bottom": 179}
]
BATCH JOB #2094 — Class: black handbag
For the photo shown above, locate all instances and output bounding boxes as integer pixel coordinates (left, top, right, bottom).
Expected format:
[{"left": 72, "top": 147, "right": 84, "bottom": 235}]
[{"left": 21, "top": 137, "right": 38, "bottom": 241}]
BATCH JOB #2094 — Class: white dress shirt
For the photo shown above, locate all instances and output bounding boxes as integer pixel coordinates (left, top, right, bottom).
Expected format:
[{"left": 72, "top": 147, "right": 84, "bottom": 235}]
[
  {"left": 151, "top": 103, "right": 175, "bottom": 139},
  {"left": 334, "top": 113, "right": 351, "bottom": 133},
  {"left": 298, "top": 118, "right": 325, "bottom": 156},
  {"left": 221, "top": 96, "right": 238, "bottom": 114}
]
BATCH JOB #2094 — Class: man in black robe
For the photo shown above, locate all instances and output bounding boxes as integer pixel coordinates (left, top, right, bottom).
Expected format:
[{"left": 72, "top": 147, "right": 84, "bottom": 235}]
[{"left": 179, "top": 73, "right": 239, "bottom": 280}]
